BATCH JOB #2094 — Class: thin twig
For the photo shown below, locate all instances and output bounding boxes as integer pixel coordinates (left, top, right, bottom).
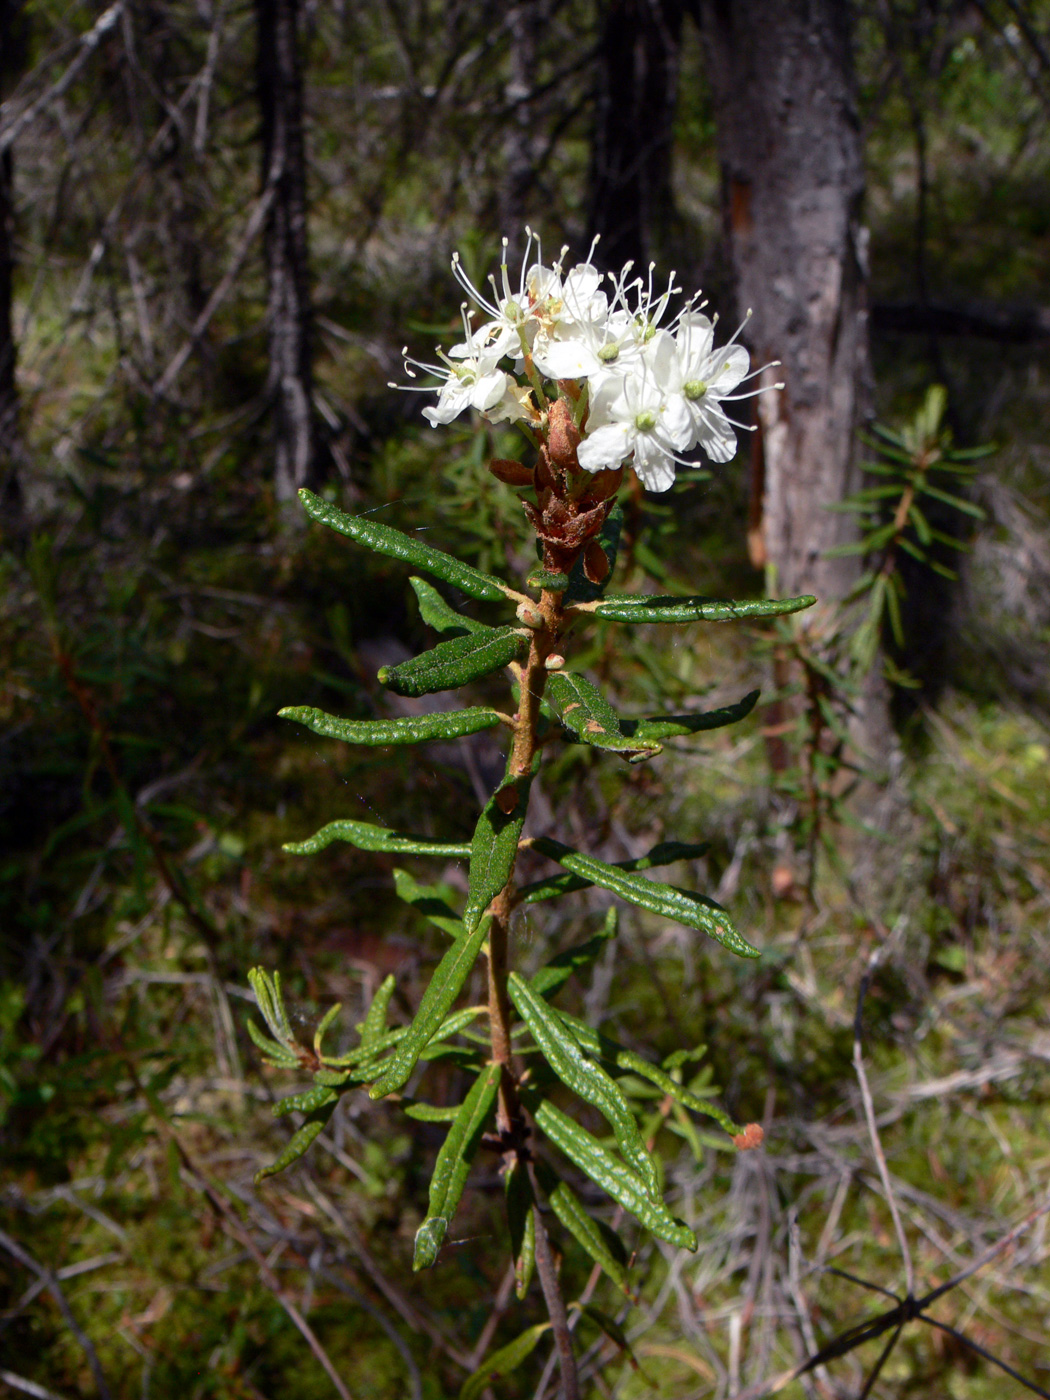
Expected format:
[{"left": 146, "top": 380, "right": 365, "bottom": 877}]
[
  {"left": 530, "top": 1202, "right": 580, "bottom": 1400},
  {"left": 0, "top": 1230, "right": 113, "bottom": 1400},
  {"left": 0, "top": 4, "right": 124, "bottom": 155},
  {"left": 854, "top": 951, "right": 914, "bottom": 1297}
]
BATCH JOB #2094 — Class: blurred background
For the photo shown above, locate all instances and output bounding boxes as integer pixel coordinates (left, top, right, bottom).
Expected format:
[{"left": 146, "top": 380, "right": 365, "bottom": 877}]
[{"left": 1, "top": 2, "right": 1049, "bottom": 1397}]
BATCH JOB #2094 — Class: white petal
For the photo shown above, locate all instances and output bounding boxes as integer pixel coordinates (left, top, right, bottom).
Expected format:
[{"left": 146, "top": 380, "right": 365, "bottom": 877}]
[
  {"left": 470, "top": 370, "right": 510, "bottom": 413},
  {"left": 533, "top": 336, "right": 602, "bottom": 380},
  {"left": 660, "top": 394, "right": 695, "bottom": 450},
  {"left": 695, "top": 406, "right": 739, "bottom": 463},
  {"left": 632, "top": 439, "right": 676, "bottom": 491},
  {"left": 707, "top": 343, "right": 750, "bottom": 395},
  {"left": 578, "top": 421, "right": 633, "bottom": 471},
  {"left": 584, "top": 375, "right": 628, "bottom": 431}
]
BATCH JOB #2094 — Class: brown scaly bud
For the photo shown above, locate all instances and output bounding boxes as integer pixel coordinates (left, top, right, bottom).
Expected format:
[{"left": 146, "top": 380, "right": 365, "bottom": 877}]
[
  {"left": 732, "top": 1123, "right": 764, "bottom": 1151},
  {"left": 546, "top": 398, "right": 581, "bottom": 473},
  {"left": 583, "top": 539, "right": 610, "bottom": 584},
  {"left": 578, "top": 465, "right": 624, "bottom": 505},
  {"left": 489, "top": 457, "right": 534, "bottom": 487}
]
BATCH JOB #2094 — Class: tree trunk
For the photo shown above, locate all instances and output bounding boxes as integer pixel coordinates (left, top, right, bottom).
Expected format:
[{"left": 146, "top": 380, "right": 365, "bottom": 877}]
[
  {"left": 697, "top": 0, "right": 890, "bottom": 755},
  {"left": 587, "top": 0, "right": 685, "bottom": 274},
  {"left": 0, "top": 0, "right": 28, "bottom": 545},
  {"left": 256, "top": 0, "right": 316, "bottom": 502}
]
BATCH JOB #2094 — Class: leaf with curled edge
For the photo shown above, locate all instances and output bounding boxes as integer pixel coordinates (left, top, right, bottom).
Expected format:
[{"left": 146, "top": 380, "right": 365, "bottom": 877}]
[
  {"left": 299, "top": 488, "right": 513, "bottom": 601},
  {"left": 369, "top": 917, "right": 492, "bottom": 1099},
  {"left": 553, "top": 1007, "right": 743, "bottom": 1137},
  {"left": 620, "top": 688, "right": 760, "bottom": 743},
  {"left": 459, "top": 1324, "right": 553, "bottom": 1400},
  {"left": 546, "top": 669, "right": 661, "bottom": 762},
  {"left": 279, "top": 704, "right": 505, "bottom": 748},
  {"left": 392, "top": 868, "right": 465, "bottom": 941},
  {"left": 528, "top": 836, "right": 758, "bottom": 958},
  {"left": 544, "top": 1174, "right": 632, "bottom": 1297},
  {"left": 530, "top": 907, "right": 618, "bottom": 999},
  {"left": 579, "top": 593, "right": 816, "bottom": 624},
  {"left": 517, "top": 840, "right": 709, "bottom": 909},
  {"left": 529, "top": 1096, "right": 697, "bottom": 1251},
  {"left": 463, "top": 754, "right": 539, "bottom": 932},
  {"left": 413, "top": 1062, "right": 500, "bottom": 1269},
  {"left": 283, "top": 817, "right": 471, "bottom": 860},
  {"left": 255, "top": 1105, "right": 334, "bottom": 1184},
  {"left": 358, "top": 974, "right": 396, "bottom": 1047},
  {"left": 379, "top": 627, "right": 528, "bottom": 698},
  {"left": 504, "top": 1157, "right": 536, "bottom": 1299},
  {"left": 410, "top": 575, "right": 489, "bottom": 636},
  {"left": 509, "top": 972, "right": 660, "bottom": 1201}
]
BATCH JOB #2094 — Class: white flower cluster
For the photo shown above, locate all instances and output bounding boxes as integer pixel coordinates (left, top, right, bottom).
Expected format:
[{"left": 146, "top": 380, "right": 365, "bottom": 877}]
[{"left": 397, "top": 231, "right": 771, "bottom": 492}]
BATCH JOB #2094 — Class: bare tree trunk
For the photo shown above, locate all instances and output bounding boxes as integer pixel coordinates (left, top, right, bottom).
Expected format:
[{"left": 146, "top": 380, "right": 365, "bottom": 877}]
[
  {"left": 587, "top": 0, "right": 684, "bottom": 274},
  {"left": 697, "top": 0, "right": 890, "bottom": 755},
  {"left": 256, "top": 0, "right": 316, "bottom": 502},
  {"left": 0, "top": 0, "right": 27, "bottom": 545}
]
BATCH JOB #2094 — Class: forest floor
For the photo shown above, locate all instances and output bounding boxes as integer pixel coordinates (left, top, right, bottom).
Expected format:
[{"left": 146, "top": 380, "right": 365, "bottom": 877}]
[{"left": 3, "top": 374, "right": 1050, "bottom": 1400}]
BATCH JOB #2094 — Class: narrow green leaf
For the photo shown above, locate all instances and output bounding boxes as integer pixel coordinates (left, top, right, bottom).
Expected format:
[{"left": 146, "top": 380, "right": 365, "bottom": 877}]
[
  {"left": 313, "top": 1001, "right": 343, "bottom": 1058},
  {"left": 518, "top": 840, "right": 708, "bottom": 908},
  {"left": 547, "top": 669, "right": 662, "bottom": 761},
  {"left": 917, "top": 481, "right": 985, "bottom": 518},
  {"left": 531, "top": 1097, "right": 697, "bottom": 1250},
  {"left": 555, "top": 1009, "right": 742, "bottom": 1137},
  {"left": 359, "top": 974, "right": 396, "bottom": 1047},
  {"left": 245, "top": 1016, "right": 300, "bottom": 1068},
  {"left": 273, "top": 1085, "right": 338, "bottom": 1117},
  {"left": 283, "top": 817, "right": 471, "bottom": 859},
  {"left": 413, "top": 1062, "right": 501, "bottom": 1269},
  {"left": 464, "top": 756, "right": 538, "bottom": 931},
  {"left": 299, "top": 488, "right": 512, "bottom": 601},
  {"left": 548, "top": 1179, "right": 632, "bottom": 1295},
  {"left": 369, "top": 917, "right": 492, "bottom": 1098},
  {"left": 907, "top": 501, "right": 932, "bottom": 545},
  {"left": 410, "top": 576, "right": 488, "bottom": 635},
  {"left": 622, "top": 688, "right": 760, "bottom": 742},
  {"left": 527, "top": 569, "right": 570, "bottom": 592},
  {"left": 530, "top": 909, "right": 618, "bottom": 997},
  {"left": 528, "top": 837, "right": 759, "bottom": 957},
  {"left": 379, "top": 627, "right": 528, "bottom": 698},
  {"left": 570, "top": 1302, "right": 637, "bottom": 1361},
  {"left": 563, "top": 504, "right": 623, "bottom": 606},
  {"left": 279, "top": 703, "right": 504, "bottom": 748},
  {"left": 509, "top": 972, "right": 660, "bottom": 1200},
  {"left": 255, "top": 1107, "right": 333, "bottom": 1185},
  {"left": 505, "top": 1157, "right": 537, "bottom": 1299},
  {"left": 582, "top": 593, "right": 815, "bottom": 624},
  {"left": 393, "top": 868, "right": 466, "bottom": 940},
  {"left": 459, "top": 1324, "right": 552, "bottom": 1400},
  {"left": 403, "top": 1100, "right": 461, "bottom": 1122}
]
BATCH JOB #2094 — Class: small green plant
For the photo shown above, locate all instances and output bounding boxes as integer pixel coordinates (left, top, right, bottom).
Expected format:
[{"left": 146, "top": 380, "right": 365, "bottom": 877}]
[
  {"left": 247, "top": 233, "right": 809, "bottom": 1397},
  {"left": 767, "top": 385, "right": 992, "bottom": 889}
]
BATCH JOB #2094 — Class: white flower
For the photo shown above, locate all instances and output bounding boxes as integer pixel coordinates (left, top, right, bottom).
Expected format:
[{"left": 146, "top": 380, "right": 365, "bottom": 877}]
[
  {"left": 665, "top": 311, "right": 752, "bottom": 464},
  {"left": 392, "top": 315, "right": 527, "bottom": 428},
  {"left": 449, "top": 227, "right": 565, "bottom": 362},
  {"left": 577, "top": 332, "right": 693, "bottom": 491}
]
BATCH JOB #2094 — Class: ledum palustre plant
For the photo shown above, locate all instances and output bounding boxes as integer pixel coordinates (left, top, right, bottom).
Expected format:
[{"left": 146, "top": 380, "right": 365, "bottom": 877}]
[{"left": 247, "top": 232, "right": 815, "bottom": 1397}]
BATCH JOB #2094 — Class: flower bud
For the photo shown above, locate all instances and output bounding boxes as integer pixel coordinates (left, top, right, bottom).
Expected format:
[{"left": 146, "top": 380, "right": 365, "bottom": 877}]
[
  {"left": 544, "top": 653, "right": 565, "bottom": 671},
  {"left": 546, "top": 398, "right": 581, "bottom": 473},
  {"left": 515, "top": 601, "right": 543, "bottom": 629}
]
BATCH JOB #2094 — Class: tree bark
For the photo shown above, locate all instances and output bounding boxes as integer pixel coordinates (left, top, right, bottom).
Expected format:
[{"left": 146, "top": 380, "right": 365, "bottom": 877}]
[
  {"left": 587, "top": 0, "right": 685, "bottom": 274},
  {"left": 256, "top": 0, "right": 317, "bottom": 502},
  {"left": 697, "top": 0, "right": 890, "bottom": 754},
  {"left": 0, "top": 0, "right": 28, "bottom": 545}
]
